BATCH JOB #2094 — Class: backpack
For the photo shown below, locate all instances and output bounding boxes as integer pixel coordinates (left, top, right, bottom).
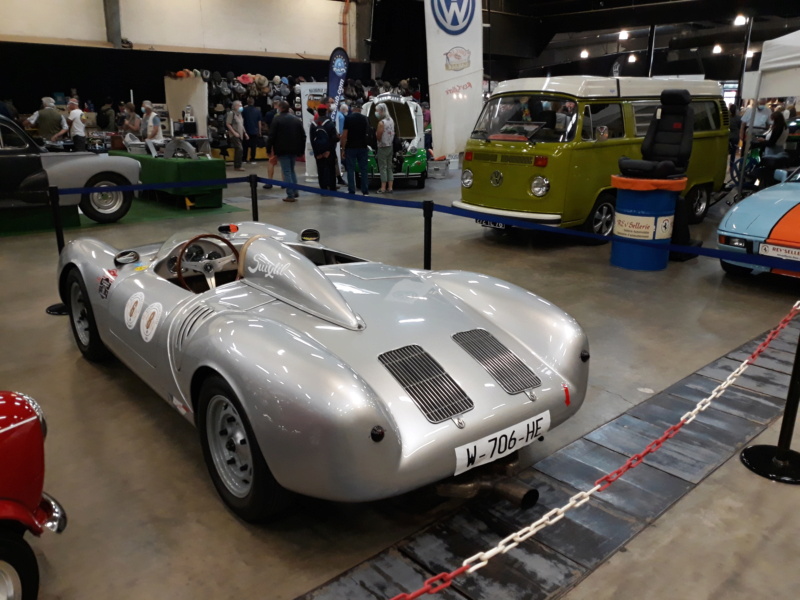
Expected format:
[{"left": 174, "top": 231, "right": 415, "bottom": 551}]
[
  {"left": 96, "top": 107, "right": 111, "bottom": 129},
  {"left": 311, "top": 119, "right": 331, "bottom": 155}
]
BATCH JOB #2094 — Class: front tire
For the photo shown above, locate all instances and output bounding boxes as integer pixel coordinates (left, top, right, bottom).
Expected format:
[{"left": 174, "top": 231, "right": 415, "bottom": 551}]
[
  {"left": 197, "top": 375, "right": 290, "bottom": 522},
  {"left": 0, "top": 530, "right": 39, "bottom": 600},
  {"left": 80, "top": 172, "right": 133, "bottom": 223},
  {"left": 65, "top": 268, "right": 111, "bottom": 361},
  {"left": 416, "top": 173, "right": 427, "bottom": 189}
]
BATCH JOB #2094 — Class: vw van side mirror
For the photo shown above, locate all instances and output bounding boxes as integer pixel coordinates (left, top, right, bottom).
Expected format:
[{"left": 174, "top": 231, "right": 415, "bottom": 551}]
[{"left": 775, "top": 169, "right": 788, "bottom": 183}]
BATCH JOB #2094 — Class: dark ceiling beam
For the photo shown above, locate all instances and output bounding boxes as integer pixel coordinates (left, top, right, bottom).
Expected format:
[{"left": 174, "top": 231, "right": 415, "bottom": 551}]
[{"left": 669, "top": 21, "right": 800, "bottom": 49}]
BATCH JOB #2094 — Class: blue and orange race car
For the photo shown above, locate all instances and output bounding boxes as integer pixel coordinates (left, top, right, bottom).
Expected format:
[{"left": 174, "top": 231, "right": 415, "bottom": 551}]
[{"left": 718, "top": 169, "right": 800, "bottom": 277}]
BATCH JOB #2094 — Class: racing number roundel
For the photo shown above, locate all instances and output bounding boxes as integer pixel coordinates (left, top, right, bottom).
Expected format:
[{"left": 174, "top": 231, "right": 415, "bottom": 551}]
[
  {"left": 431, "top": 0, "right": 475, "bottom": 36},
  {"left": 125, "top": 292, "right": 145, "bottom": 330},
  {"left": 140, "top": 303, "right": 163, "bottom": 343}
]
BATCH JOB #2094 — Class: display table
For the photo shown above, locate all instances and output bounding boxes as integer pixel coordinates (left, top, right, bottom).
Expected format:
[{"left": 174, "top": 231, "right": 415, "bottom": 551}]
[{"left": 109, "top": 151, "right": 226, "bottom": 208}]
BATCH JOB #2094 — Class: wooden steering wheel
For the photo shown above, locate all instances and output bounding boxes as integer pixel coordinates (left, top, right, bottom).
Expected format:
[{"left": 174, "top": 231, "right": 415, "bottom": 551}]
[{"left": 176, "top": 234, "right": 240, "bottom": 292}]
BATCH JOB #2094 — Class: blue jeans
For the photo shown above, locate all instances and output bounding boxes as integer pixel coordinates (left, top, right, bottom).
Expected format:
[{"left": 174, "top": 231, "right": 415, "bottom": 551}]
[
  {"left": 345, "top": 148, "right": 369, "bottom": 194},
  {"left": 278, "top": 155, "right": 298, "bottom": 198}
]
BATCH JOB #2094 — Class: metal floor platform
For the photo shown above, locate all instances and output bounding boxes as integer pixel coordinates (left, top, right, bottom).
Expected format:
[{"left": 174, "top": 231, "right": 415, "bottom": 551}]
[{"left": 298, "top": 320, "right": 799, "bottom": 600}]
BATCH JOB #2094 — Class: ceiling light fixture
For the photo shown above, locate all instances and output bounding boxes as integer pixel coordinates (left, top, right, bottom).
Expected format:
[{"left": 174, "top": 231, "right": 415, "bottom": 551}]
[
  {"left": 619, "top": 30, "right": 629, "bottom": 40},
  {"left": 628, "top": 54, "right": 637, "bottom": 63},
  {"left": 734, "top": 15, "right": 747, "bottom": 26},
  {"left": 580, "top": 49, "right": 589, "bottom": 58},
  {"left": 712, "top": 44, "right": 722, "bottom": 54},
  {"left": 747, "top": 50, "right": 754, "bottom": 58}
]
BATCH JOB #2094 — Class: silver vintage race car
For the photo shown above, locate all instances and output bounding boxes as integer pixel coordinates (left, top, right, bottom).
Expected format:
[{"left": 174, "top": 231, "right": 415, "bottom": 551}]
[
  {"left": 0, "top": 115, "right": 140, "bottom": 223},
  {"left": 58, "top": 222, "right": 589, "bottom": 521}
]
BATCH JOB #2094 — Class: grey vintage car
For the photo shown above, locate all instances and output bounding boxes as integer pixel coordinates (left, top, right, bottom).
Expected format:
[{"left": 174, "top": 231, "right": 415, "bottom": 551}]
[
  {"left": 0, "top": 115, "right": 140, "bottom": 223},
  {"left": 58, "top": 221, "right": 589, "bottom": 521}
]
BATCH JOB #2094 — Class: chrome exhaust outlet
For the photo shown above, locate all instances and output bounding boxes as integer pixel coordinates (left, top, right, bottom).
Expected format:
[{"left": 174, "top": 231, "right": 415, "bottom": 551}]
[{"left": 436, "top": 476, "right": 539, "bottom": 510}]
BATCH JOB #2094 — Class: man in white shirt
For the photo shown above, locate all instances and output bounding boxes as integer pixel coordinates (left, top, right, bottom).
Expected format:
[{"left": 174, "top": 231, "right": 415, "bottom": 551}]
[
  {"left": 740, "top": 98, "right": 770, "bottom": 142},
  {"left": 66, "top": 98, "right": 86, "bottom": 151},
  {"left": 141, "top": 100, "right": 164, "bottom": 141}
]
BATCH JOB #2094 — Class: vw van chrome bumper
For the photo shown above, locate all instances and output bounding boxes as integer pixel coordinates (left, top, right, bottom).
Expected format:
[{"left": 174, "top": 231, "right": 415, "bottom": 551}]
[{"left": 451, "top": 200, "right": 562, "bottom": 224}]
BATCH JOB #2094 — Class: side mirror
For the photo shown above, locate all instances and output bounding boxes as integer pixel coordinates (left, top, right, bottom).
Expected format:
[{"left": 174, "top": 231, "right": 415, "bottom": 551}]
[
  {"left": 775, "top": 169, "right": 789, "bottom": 183},
  {"left": 595, "top": 126, "right": 609, "bottom": 142}
]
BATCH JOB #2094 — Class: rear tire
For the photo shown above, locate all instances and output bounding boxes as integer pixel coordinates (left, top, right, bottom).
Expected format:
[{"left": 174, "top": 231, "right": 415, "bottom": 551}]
[
  {"left": 581, "top": 193, "right": 616, "bottom": 244},
  {"left": 686, "top": 185, "right": 710, "bottom": 224},
  {"left": 65, "top": 268, "right": 111, "bottom": 361},
  {"left": 0, "top": 529, "right": 39, "bottom": 600},
  {"left": 79, "top": 172, "right": 133, "bottom": 223},
  {"left": 197, "top": 375, "right": 291, "bottom": 522},
  {"left": 721, "top": 260, "right": 753, "bottom": 276}
]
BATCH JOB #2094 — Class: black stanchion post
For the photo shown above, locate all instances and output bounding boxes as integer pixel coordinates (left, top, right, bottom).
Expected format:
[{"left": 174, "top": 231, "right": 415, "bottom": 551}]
[
  {"left": 741, "top": 327, "right": 800, "bottom": 483},
  {"left": 46, "top": 185, "right": 68, "bottom": 316},
  {"left": 423, "top": 200, "right": 433, "bottom": 270},
  {"left": 249, "top": 174, "right": 259, "bottom": 221}
]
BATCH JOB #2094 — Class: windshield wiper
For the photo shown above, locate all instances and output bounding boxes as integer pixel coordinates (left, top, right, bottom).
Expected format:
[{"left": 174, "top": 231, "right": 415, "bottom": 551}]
[{"left": 471, "top": 129, "right": 489, "bottom": 141}]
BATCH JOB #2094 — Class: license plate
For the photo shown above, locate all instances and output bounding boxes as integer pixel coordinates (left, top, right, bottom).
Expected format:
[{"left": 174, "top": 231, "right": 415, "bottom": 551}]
[
  {"left": 759, "top": 243, "right": 800, "bottom": 262},
  {"left": 476, "top": 219, "right": 506, "bottom": 229},
  {"left": 454, "top": 410, "right": 551, "bottom": 476}
]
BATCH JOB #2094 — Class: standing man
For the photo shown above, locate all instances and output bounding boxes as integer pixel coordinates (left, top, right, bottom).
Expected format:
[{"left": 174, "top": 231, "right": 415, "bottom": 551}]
[
  {"left": 242, "top": 97, "right": 262, "bottom": 165},
  {"left": 740, "top": 98, "right": 770, "bottom": 145},
  {"left": 141, "top": 101, "right": 164, "bottom": 141},
  {"left": 262, "top": 99, "right": 281, "bottom": 189},
  {"left": 225, "top": 100, "right": 247, "bottom": 171},
  {"left": 374, "top": 102, "right": 395, "bottom": 194},
  {"left": 340, "top": 101, "right": 370, "bottom": 195},
  {"left": 96, "top": 97, "right": 116, "bottom": 132},
  {"left": 310, "top": 104, "right": 339, "bottom": 191},
  {"left": 66, "top": 98, "right": 87, "bottom": 151},
  {"left": 26, "top": 97, "right": 68, "bottom": 142},
  {"left": 267, "top": 101, "right": 306, "bottom": 202}
]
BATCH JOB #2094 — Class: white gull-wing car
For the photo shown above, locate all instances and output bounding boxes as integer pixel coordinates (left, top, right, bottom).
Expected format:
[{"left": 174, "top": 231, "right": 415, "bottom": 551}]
[{"left": 57, "top": 221, "right": 589, "bottom": 521}]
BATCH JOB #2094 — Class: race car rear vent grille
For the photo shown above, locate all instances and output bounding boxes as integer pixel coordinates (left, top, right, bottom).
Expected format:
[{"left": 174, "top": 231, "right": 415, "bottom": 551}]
[
  {"left": 379, "top": 345, "right": 473, "bottom": 424},
  {"left": 452, "top": 329, "right": 541, "bottom": 394},
  {"left": 176, "top": 305, "right": 216, "bottom": 350}
]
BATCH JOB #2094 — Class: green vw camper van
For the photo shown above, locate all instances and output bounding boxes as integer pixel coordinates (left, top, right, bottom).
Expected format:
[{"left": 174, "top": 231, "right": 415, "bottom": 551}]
[{"left": 455, "top": 76, "right": 728, "bottom": 233}]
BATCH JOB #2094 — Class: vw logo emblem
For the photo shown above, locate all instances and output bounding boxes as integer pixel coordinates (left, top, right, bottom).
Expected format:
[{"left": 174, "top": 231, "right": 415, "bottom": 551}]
[
  {"left": 431, "top": 0, "right": 476, "bottom": 36},
  {"left": 490, "top": 170, "right": 503, "bottom": 187}
]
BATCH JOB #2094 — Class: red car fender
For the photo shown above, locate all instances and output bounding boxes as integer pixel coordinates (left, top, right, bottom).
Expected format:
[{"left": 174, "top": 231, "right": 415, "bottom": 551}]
[{"left": 0, "top": 499, "right": 44, "bottom": 536}]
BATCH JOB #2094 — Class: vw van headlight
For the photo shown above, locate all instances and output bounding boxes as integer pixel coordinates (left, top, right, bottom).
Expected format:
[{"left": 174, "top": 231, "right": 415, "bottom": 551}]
[
  {"left": 531, "top": 176, "right": 550, "bottom": 197},
  {"left": 462, "top": 169, "right": 474, "bottom": 188},
  {"left": 408, "top": 145, "right": 417, "bottom": 154}
]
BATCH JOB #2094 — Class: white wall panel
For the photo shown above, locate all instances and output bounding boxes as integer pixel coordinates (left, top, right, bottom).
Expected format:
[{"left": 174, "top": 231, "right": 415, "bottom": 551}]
[
  {"left": 0, "top": 0, "right": 106, "bottom": 42},
  {"left": 120, "top": 0, "right": 343, "bottom": 56}
]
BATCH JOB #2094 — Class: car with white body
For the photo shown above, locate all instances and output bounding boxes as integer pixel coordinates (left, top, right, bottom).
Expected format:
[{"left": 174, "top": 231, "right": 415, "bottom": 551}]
[
  {"left": 58, "top": 221, "right": 590, "bottom": 520},
  {"left": 0, "top": 115, "right": 140, "bottom": 223}
]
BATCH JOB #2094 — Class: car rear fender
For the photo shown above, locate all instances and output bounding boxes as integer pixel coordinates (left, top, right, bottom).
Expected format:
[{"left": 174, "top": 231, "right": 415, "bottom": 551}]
[{"left": 43, "top": 155, "right": 140, "bottom": 206}]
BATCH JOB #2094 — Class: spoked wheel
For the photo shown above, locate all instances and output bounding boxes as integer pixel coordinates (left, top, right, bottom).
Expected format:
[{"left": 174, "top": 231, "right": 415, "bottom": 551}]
[
  {"left": 197, "top": 375, "right": 290, "bottom": 521},
  {"left": 582, "top": 193, "right": 615, "bottom": 244},
  {"left": 65, "top": 269, "right": 110, "bottom": 361},
  {"left": 0, "top": 530, "right": 39, "bottom": 600}
]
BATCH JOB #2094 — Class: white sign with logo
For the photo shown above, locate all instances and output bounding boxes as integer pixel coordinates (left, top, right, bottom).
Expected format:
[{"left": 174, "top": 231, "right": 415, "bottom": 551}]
[
  {"left": 614, "top": 213, "right": 674, "bottom": 240},
  {"left": 424, "top": 0, "right": 484, "bottom": 157},
  {"left": 299, "top": 82, "right": 328, "bottom": 180}
]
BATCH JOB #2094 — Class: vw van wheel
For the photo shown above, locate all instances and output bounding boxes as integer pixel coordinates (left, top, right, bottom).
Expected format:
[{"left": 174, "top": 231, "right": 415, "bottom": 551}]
[
  {"left": 721, "top": 260, "right": 753, "bottom": 277},
  {"left": 582, "top": 194, "right": 616, "bottom": 241},
  {"left": 0, "top": 530, "right": 39, "bottom": 600},
  {"left": 79, "top": 173, "right": 133, "bottom": 224},
  {"left": 198, "top": 375, "right": 291, "bottom": 522},
  {"left": 687, "top": 186, "right": 710, "bottom": 224},
  {"left": 65, "top": 268, "right": 111, "bottom": 362}
]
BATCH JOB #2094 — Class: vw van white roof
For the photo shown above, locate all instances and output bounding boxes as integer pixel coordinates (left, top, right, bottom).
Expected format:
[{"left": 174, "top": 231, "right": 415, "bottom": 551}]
[{"left": 493, "top": 76, "right": 722, "bottom": 99}]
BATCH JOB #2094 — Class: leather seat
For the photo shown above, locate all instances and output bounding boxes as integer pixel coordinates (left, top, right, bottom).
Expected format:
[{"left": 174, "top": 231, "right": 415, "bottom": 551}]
[{"left": 619, "top": 89, "right": 694, "bottom": 179}]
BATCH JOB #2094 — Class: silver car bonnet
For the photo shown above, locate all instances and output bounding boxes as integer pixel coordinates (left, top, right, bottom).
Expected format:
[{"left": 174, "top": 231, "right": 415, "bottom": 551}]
[{"left": 237, "top": 235, "right": 364, "bottom": 331}]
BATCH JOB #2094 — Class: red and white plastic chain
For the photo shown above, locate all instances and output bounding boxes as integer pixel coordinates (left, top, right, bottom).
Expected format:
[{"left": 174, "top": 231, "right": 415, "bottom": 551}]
[{"left": 390, "top": 300, "right": 800, "bottom": 600}]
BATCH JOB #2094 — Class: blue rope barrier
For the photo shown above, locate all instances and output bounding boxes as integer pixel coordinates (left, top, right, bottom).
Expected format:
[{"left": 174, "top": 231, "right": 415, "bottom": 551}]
[{"left": 255, "top": 177, "right": 424, "bottom": 209}]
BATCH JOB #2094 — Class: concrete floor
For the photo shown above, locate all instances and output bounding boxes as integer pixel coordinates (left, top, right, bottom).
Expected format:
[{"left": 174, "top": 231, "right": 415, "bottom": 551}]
[{"left": 2, "top": 162, "right": 799, "bottom": 599}]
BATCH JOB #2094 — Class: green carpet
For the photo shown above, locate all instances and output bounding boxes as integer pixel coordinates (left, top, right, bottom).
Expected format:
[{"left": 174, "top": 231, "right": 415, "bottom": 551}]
[{"left": 1, "top": 197, "right": 246, "bottom": 238}]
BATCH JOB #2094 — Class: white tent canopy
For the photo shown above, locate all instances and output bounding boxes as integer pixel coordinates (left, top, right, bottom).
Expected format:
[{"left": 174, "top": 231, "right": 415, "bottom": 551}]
[{"left": 742, "top": 29, "right": 800, "bottom": 99}]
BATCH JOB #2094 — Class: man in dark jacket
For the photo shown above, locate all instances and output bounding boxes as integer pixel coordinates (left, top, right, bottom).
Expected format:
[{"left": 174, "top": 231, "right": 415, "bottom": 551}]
[
  {"left": 267, "top": 101, "right": 306, "bottom": 202},
  {"left": 340, "top": 100, "right": 371, "bottom": 195},
  {"left": 310, "top": 104, "right": 339, "bottom": 191}
]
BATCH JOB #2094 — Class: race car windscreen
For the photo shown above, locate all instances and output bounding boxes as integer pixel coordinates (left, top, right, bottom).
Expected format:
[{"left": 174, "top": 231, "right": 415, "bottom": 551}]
[{"left": 471, "top": 94, "right": 579, "bottom": 143}]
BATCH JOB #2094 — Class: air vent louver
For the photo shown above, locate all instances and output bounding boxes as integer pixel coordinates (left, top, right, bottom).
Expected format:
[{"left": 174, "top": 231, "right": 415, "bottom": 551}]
[
  {"left": 379, "top": 345, "right": 473, "bottom": 424},
  {"left": 453, "top": 329, "right": 541, "bottom": 394},
  {"left": 177, "top": 305, "right": 216, "bottom": 351}
]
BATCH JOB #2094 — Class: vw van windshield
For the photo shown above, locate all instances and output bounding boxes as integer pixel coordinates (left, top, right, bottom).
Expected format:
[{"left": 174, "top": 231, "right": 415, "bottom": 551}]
[{"left": 472, "top": 94, "right": 579, "bottom": 143}]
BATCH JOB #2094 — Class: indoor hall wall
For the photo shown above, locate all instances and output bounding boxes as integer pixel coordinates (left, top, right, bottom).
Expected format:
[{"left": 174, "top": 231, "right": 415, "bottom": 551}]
[
  {"left": 119, "top": 0, "right": 343, "bottom": 57},
  {"left": 0, "top": 0, "right": 106, "bottom": 44}
]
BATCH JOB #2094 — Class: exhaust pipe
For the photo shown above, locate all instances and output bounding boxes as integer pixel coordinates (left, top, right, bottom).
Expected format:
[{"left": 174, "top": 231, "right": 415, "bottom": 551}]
[{"left": 436, "top": 476, "right": 540, "bottom": 510}]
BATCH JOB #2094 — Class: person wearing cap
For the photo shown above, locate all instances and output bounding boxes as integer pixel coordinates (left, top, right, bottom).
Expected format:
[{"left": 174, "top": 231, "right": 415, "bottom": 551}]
[
  {"left": 66, "top": 98, "right": 87, "bottom": 151},
  {"left": 141, "top": 101, "right": 163, "bottom": 141},
  {"left": 310, "top": 104, "right": 339, "bottom": 191},
  {"left": 26, "top": 97, "right": 68, "bottom": 142},
  {"left": 122, "top": 102, "right": 142, "bottom": 136},
  {"left": 340, "top": 101, "right": 370, "bottom": 196},
  {"left": 226, "top": 100, "right": 247, "bottom": 171},
  {"left": 267, "top": 101, "right": 305, "bottom": 202}
]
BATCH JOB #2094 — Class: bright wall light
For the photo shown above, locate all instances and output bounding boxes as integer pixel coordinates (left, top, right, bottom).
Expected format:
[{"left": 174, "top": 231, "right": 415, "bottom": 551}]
[
  {"left": 712, "top": 45, "right": 722, "bottom": 54},
  {"left": 734, "top": 15, "right": 747, "bottom": 26},
  {"left": 619, "top": 30, "right": 629, "bottom": 40},
  {"left": 580, "top": 49, "right": 589, "bottom": 58},
  {"left": 628, "top": 54, "right": 637, "bottom": 63}
]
